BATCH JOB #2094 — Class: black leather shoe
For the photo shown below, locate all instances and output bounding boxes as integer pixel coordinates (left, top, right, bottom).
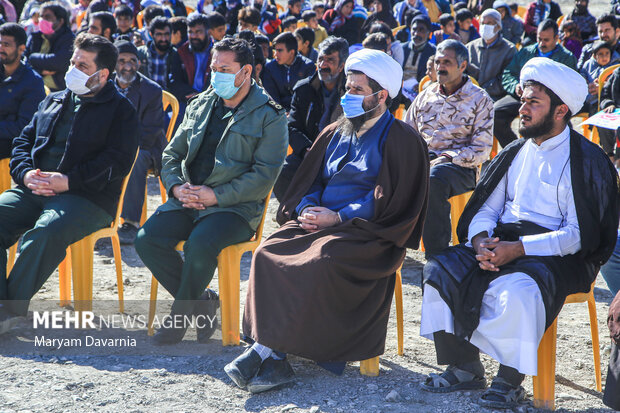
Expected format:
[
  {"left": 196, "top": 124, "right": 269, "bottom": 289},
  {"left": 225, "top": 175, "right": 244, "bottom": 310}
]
[
  {"left": 152, "top": 314, "right": 188, "bottom": 346},
  {"left": 118, "top": 223, "right": 139, "bottom": 245},
  {"left": 194, "top": 289, "right": 220, "bottom": 343},
  {"left": 224, "top": 347, "right": 263, "bottom": 389},
  {"left": 246, "top": 357, "right": 295, "bottom": 394}
]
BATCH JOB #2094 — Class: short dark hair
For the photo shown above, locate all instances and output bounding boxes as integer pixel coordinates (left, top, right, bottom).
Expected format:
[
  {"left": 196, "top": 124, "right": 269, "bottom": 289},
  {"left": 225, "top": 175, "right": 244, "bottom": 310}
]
[
  {"left": 294, "top": 27, "right": 314, "bottom": 47},
  {"left": 149, "top": 16, "right": 171, "bottom": 34},
  {"left": 369, "top": 22, "right": 394, "bottom": 41},
  {"left": 143, "top": 5, "right": 165, "bottom": 25},
  {"left": 362, "top": 33, "right": 389, "bottom": 52},
  {"left": 455, "top": 9, "right": 474, "bottom": 23},
  {"left": 596, "top": 13, "right": 619, "bottom": 30},
  {"left": 213, "top": 37, "right": 254, "bottom": 69},
  {"left": 274, "top": 31, "right": 298, "bottom": 52},
  {"left": 187, "top": 11, "right": 209, "bottom": 29},
  {"left": 453, "top": 1, "right": 467, "bottom": 11},
  {"left": 91, "top": 12, "right": 117, "bottom": 37},
  {"left": 302, "top": 10, "right": 316, "bottom": 22},
  {"left": 170, "top": 16, "right": 187, "bottom": 33},
  {"left": 206, "top": 11, "right": 226, "bottom": 29},
  {"left": 436, "top": 39, "right": 468, "bottom": 65},
  {"left": 439, "top": 13, "right": 454, "bottom": 27},
  {"left": 537, "top": 18, "right": 558, "bottom": 36},
  {"left": 592, "top": 40, "right": 614, "bottom": 55},
  {"left": 74, "top": 32, "right": 119, "bottom": 74},
  {"left": 238, "top": 6, "right": 260, "bottom": 26},
  {"left": 114, "top": 4, "right": 133, "bottom": 19},
  {"left": 317, "top": 36, "right": 348, "bottom": 65},
  {"left": 0, "top": 22, "right": 27, "bottom": 47},
  {"left": 41, "top": 2, "right": 69, "bottom": 27},
  {"left": 237, "top": 30, "right": 265, "bottom": 69},
  {"left": 522, "top": 79, "right": 572, "bottom": 123},
  {"left": 288, "top": 0, "right": 301, "bottom": 6},
  {"left": 508, "top": 3, "right": 518, "bottom": 12},
  {"left": 282, "top": 16, "right": 298, "bottom": 30},
  {"left": 348, "top": 69, "right": 392, "bottom": 107}
]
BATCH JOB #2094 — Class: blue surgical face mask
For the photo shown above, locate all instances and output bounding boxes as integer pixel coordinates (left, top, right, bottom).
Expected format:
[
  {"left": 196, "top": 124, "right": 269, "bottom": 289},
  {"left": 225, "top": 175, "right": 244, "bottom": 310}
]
[
  {"left": 340, "top": 91, "right": 380, "bottom": 118},
  {"left": 211, "top": 67, "right": 246, "bottom": 99}
]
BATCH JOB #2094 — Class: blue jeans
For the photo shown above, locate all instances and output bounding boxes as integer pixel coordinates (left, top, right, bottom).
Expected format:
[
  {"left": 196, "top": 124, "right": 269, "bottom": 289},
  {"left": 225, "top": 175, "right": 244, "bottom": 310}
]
[
  {"left": 600, "top": 232, "right": 620, "bottom": 297},
  {"left": 423, "top": 162, "right": 477, "bottom": 257}
]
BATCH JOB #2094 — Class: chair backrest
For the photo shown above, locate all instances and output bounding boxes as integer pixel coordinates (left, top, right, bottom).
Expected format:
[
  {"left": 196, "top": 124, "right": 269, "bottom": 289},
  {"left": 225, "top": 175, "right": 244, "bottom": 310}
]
[
  {"left": 517, "top": 5, "right": 527, "bottom": 19},
  {"left": 136, "top": 10, "right": 144, "bottom": 29},
  {"left": 556, "top": 14, "right": 564, "bottom": 26},
  {"left": 419, "top": 75, "right": 431, "bottom": 93},
  {"left": 111, "top": 151, "right": 140, "bottom": 229},
  {"left": 598, "top": 64, "right": 620, "bottom": 110},
  {"left": 252, "top": 190, "right": 273, "bottom": 242},
  {"left": 468, "top": 75, "right": 479, "bottom": 86},
  {"left": 44, "top": 86, "right": 50, "bottom": 95},
  {"left": 162, "top": 90, "right": 180, "bottom": 142},
  {"left": 185, "top": 5, "right": 195, "bottom": 14},
  {"left": 392, "top": 25, "right": 405, "bottom": 37}
]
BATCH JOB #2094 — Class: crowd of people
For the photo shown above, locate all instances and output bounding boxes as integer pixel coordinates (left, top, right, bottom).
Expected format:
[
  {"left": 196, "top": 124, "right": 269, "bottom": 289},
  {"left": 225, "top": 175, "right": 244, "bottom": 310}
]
[{"left": 1, "top": 0, "right": 620, "bottom": 409}]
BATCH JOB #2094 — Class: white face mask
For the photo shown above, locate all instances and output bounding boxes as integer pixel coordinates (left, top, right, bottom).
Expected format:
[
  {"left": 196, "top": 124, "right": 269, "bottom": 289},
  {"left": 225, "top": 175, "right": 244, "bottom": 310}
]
[
  {"left": 64, "top": 65, "right": 100, "bottom": 95},
  {"left": 480, "top": 24, "right": 497, "bottom": 41}
]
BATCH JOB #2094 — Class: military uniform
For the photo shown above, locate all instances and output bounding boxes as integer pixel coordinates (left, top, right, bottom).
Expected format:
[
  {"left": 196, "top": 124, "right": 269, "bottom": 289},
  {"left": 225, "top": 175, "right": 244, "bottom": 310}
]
[{"left": 135, "top": 82, "right": 288, "bottom": 317}]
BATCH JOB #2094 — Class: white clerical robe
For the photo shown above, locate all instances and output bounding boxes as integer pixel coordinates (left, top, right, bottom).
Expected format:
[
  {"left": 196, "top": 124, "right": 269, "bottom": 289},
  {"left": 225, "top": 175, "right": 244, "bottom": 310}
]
[{"left": 420, "top": 126, "right": 580, "bottom": 375}]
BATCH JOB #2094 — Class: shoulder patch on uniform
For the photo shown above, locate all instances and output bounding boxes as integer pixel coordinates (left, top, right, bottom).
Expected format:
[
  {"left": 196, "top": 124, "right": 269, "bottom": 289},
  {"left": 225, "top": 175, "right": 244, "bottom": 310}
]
[{"left": 268, "top": 99, "right": 283, "bottom": 111}]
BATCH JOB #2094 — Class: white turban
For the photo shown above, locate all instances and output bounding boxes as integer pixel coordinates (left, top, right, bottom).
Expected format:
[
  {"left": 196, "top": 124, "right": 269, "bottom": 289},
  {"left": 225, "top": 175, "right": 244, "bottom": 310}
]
[
  {"left": 344, "top": 49, "right": 403, "bottom": 98},
  {"left": 520, "top": 57, "right": 588, "bottom": 115}
]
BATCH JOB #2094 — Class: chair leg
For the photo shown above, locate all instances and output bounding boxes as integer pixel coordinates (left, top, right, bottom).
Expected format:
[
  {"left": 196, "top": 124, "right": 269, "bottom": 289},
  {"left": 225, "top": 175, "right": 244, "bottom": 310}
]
[
  {"left": 147, "top": 276, "right": 159, "bottom": 336},
  {"left": 217, "top": 248, "right": 241, "bottom": 346},
  {"left": 7, "top": 242, "right": 17, "bottom": 275},
  {"left": 586, "top": 292, "right": 602, "bottom": 392},
  {"left": 140, "top": 184, "right": 148, "bottom": 227},
  {"left": 395, "top": 266, "right": 404, "bottom": 356},
  {"left": 533, "top": 318, "right": 558, "bottom": 410},
  {"left": 58, "top": 248, "right": 72, "bottom": 307},
  {"left": 70, "top": 238, "right": 95, "bottom": 313},
  {"left": 111, "top": 234, "right": 124, "bottom": 313},
  {"left": 360, "top": 357, "right": 380, "bottom": 376}
]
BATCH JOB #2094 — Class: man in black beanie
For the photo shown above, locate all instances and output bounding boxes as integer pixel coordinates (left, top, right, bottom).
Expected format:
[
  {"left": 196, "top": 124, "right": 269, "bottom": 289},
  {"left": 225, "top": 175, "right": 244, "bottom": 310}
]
[{"left": 113, "top": 38, "right": 167, "bottom": 244}]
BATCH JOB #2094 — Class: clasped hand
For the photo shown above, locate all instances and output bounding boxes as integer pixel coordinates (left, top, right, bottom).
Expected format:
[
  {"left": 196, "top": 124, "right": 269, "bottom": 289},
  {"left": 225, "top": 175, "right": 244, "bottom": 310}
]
[
  {"left": 24, "top": 169, "right": 69, "bottom": 196},
  {"left": 472, "top": 233, "right": 525, "bottom": 272},
  {"left": 173, "top": 183, "right": 217, "bottom": 210},
  {"left": 298, "top": 206, "right": 341, "bottom": 232}
]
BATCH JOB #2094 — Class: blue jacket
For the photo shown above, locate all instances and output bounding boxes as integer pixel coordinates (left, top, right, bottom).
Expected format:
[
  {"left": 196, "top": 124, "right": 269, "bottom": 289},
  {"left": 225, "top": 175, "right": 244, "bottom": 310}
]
[
  {"left": 25, "top": 25, "right": 74, "bottom": 91},
  {"left": 0, "top": 62, "right": 45, "bottom": 144},
  {"left": 11, "top": 81, "right": 139, "bottom": 216},
  {"left": 261, "top": 54, "right": 316, "bottom": 111}
]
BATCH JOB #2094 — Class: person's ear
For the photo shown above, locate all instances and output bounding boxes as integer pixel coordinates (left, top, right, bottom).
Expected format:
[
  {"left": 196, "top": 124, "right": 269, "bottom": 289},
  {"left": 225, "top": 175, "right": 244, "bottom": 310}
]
[
  {"left": 555, "top": 103, "right": 569, "bottom": 121},
  {"left": 100, "top": 68, "right": 110, "bottom": 83},
  {"left": 18, "top": 44, "right": 26, "bottom": 56}
]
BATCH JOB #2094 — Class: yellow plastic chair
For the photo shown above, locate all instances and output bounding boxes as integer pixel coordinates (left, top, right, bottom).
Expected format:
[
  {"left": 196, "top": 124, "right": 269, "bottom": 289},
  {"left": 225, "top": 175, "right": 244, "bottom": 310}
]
[
  {"left": 359, "top": 262, "right": 404, "bottom": 376},
  {"left": 418, "top": 75, "right": 431, "bottom": 93},
  {"left": 585, "top": 63, "right": 620, "bottom": 146},
  {"left": 393, "top": 104, "right": 405, "bottom": 120},
  {"left": 147, "top": 191, "right": 273, "bottom": 346},
  {"left": 0, "top": 158, "right": 18, "bottom": 274},
  {"left": 556, "top": 15, "right": 564, "bottom": 26},
  {"left": 517, "top": 5, "right": 527, "bottom": 19},
  {"left": 44, "top": 86, "right": 51, "bottom": 96},
  {"left": 185, "top": 5, "right": 194, "bottom": 14},
  {"left": 57, "top": 152, "right": 139, "bottom": 312},
  {"left": 392, "top": 24, "right": 405, "bottom": 37},
  {"left": 136, "top": 10, "right": 144, "bottom": 29},
  {"left": 140, "top": 91, "right": 179, "bottom": 226},
  {"left": 532, "top": 281, "right": 601, "bottom": 410}
]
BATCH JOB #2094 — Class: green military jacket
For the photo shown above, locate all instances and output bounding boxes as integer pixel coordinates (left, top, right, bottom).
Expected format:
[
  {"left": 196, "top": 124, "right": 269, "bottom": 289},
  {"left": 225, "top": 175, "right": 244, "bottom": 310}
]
[{"left": 159, "top": 81, "right": 288, "bottom": 230}]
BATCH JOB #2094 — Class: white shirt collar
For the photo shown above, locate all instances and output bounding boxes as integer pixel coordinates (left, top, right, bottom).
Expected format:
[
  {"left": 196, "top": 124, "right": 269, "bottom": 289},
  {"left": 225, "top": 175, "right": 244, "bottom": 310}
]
[{"left": 527, "top": 125, "right": 570, "bottom": 152}]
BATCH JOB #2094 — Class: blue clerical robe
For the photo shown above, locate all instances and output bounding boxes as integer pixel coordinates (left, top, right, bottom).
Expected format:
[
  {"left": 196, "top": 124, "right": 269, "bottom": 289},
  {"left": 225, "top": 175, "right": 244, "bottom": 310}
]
[{"left": 296, "top": 110, "right": 394, "bottom": 221}]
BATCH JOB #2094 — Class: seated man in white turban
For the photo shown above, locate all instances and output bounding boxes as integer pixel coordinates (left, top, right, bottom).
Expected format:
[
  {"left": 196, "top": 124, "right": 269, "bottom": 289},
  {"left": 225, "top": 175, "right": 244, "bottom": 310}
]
[
  {"left": 420, "top": 57, "right": 619, "bottom": 408},
  {"left": 224, "top": 49, "right": 430, "bottom": 394}
]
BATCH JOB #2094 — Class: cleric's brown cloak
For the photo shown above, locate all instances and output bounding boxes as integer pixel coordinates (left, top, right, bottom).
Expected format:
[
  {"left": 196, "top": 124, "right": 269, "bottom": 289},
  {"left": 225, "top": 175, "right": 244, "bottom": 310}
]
[{"left": 242, "top": 119, "right": 429, "bottom": 362}]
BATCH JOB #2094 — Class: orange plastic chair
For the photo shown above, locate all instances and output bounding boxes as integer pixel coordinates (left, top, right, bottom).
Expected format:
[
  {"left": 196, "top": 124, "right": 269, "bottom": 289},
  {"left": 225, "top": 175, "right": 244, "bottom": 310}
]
[
  {"left": 147, "top": 191, "right": 273, "bottom": 346},
  {"left": 359, "top": 262, "right": 404, "bottom": 376},
  {"left": 136, "top": 10, "right": 144, "bottom": 29},
  {"left": 392, "top": 24, "right": 405, "bottom": 37},
  {"left": 532, "top": 281, "right": 601, "bottom": 410},
  {"left": 57, "top": 152, "right": 139, "bottom": 312},
  {"left": 140, "top": 91, "right": 179, "bottom": 226},
  {"left": 0, "top": 158, "right": 17, "bottom": 274},
  {"left": 185, "top": 5, "right": 195, "bottom": 15},
  {"left": 556, "top": 15, "right": 564, "bottom": 26},
  {"left": 588, "top": 63, "right": 620, "bottom": 146},
  {"left": 490, "top": 136, "right": 499, "bottom": 160},
  {"left": 393, "top": 104, "right": 405, "bottom": 120},
  {"left": 517, "top": 5, "right": 527, "bottom": 19},
  {"left": 418, "top": 75, "right": 431, "bottom": 93}
]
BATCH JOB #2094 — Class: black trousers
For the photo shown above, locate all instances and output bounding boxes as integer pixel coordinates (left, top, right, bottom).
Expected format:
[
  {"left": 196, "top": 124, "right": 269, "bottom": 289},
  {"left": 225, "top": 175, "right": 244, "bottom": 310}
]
[{"left": 493, "top": 95, "right": 521, "bottom": 147}]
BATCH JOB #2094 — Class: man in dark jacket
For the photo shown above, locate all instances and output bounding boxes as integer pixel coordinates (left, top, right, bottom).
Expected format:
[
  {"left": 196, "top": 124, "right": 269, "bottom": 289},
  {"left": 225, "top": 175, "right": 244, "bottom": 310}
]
[
  {"left": 261, "top": 32, "right": 316, "bottom": 111},
  {"left": 273, "top": 36, "right": 348, "bottom": 201},
  {"left": 466, "top": 9, "right": 516, "bottom": 101},
  {"left": 113, "top": 38, "right": 166, "bottom": 244},
  {"left": 493, "top": 19, "right": 576, "bottom": 147},
  {"left": 24, "top": 1, "right": 74, "bottom": 91},
  {"left": 173, "top": 12, "right": 211, "bottom": 105},
  {"left": 0, "top": 33, "right": 138, "bottom": 332},
  {"left": 402, "top": 15, "right": 436, "bottom": 83},
  {"left": 0, "top": 23, "right": 45, "bottom": 159},
  {"left": 577, "top": 14, "right": 620, "bottom": 71}
]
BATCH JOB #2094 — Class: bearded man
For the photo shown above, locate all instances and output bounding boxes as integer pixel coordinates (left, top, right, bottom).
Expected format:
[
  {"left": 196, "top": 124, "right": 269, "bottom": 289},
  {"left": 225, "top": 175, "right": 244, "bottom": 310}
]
[
  {"left": 419, "top": 57, "right": 618, "bottom": 409},
  {"left": 112, "top": 39, "right": 166, "bottom": 244},
  {"left": 224, "top": 49, "right": 430, "bottom": 394}
]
